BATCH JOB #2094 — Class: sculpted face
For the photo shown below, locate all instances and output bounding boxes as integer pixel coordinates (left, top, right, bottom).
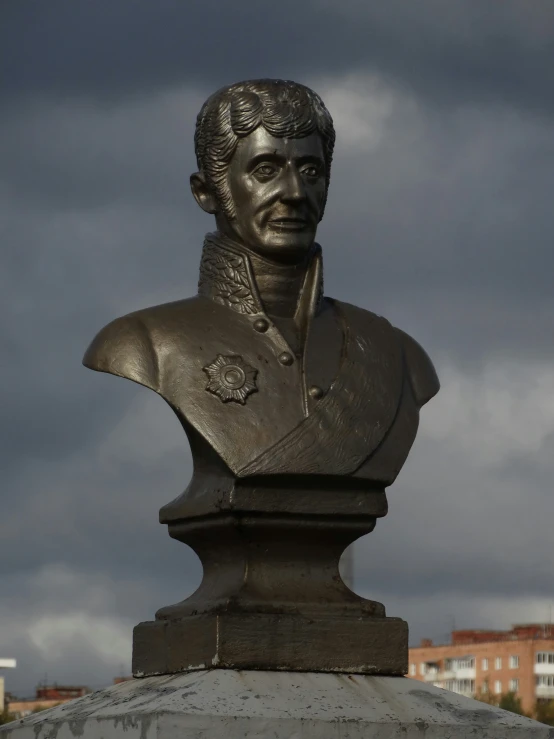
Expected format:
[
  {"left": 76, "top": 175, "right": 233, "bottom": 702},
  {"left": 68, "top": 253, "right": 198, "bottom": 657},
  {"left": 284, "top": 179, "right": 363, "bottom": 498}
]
[{"left": 193, "top": 128, "right": 327, "bottom": 263}]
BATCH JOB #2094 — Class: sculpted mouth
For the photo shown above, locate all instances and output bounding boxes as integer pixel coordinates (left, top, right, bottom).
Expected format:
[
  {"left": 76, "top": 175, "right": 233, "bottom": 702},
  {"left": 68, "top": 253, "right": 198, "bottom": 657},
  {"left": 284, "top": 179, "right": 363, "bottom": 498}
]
[{"left": 269, "top": 217, "right": 308, "bottom": 230}]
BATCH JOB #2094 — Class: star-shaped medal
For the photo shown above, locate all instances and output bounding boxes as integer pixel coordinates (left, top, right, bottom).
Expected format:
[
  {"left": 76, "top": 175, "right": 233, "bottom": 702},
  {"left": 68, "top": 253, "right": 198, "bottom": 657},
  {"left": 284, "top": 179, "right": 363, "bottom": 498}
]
[{"left": 203, "top": 354, "right": 258, "bottom": 404}]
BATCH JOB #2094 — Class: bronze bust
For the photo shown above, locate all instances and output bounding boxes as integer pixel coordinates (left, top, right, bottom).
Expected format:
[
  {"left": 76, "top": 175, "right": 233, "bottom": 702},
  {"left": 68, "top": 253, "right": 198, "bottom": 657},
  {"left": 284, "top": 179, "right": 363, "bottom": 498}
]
[{"left": 84, "top": 80, "right": 439, "bottom": 677}]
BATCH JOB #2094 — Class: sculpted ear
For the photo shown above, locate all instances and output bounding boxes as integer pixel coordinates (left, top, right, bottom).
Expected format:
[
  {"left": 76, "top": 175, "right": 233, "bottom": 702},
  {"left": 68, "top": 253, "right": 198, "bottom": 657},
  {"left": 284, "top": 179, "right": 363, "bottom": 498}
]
[{"left": 190, "top": 172, "right": 218, "bottom": 215}]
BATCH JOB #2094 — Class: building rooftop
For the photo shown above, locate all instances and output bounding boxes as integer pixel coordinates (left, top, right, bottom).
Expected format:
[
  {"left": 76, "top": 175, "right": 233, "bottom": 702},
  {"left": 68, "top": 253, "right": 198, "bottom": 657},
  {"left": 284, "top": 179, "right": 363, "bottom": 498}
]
[{"left": 413, "top": 624, "right": 554, "bottom": 649}]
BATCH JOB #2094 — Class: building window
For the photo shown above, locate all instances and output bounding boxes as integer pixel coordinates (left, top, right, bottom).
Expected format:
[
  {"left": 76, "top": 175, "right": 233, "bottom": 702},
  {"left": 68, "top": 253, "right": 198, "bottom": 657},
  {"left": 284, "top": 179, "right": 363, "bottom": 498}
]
[
  {"left": 482, "top": 658, "right": 489, "bottom": 671},
  {"left": 420, "top": 663, "right": 427, "bottom": 676},
  {"left": 457, "top": 657, "right": 475, "bottom": 670},
  {"left": 410, "top": 664, "right": 416, "bottom": 676},
  {"left": 495, "top": 657, "right": 502, "bottom": 670},
  {"left": 509, "top": 679, "right": 519, "bottom": 692},
  {"left": 509, "top": 655, "right": 519, "bottom": 669},
  {"left": 537, "top": 652, "right": 554, "bottom": 664},
  {"left": 537, "top": 676, "right": 554, "bottom": 687},
  {"left": 444, "top": 657, "right": 475, "bottom": 671},
  {"left": 444, "top": 679, "right": 475, "bottom": 695},
  {"left": 494, "top": 680, "right": 502, "bottom": 694}
]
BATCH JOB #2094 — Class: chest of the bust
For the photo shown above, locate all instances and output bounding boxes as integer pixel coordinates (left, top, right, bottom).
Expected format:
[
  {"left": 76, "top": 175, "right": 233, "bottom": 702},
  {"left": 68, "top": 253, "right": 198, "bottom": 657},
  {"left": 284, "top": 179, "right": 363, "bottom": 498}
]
[
  {"left": 148, "top": 298, "right": 415, "bottom": 480},
  {"left": 148, "top": 299, "right": 340, "bottom": 468}
]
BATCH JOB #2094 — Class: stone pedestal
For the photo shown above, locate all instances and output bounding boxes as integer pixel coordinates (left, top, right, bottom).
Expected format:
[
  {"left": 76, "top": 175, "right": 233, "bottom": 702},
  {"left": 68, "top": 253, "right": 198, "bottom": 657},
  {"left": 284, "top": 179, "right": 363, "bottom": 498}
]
[
  {"left": 1, "top": 670, "right": 549, "bottom": 739},
  {"left": 134, "top": 478, "right": 407, "bottom": 677}
]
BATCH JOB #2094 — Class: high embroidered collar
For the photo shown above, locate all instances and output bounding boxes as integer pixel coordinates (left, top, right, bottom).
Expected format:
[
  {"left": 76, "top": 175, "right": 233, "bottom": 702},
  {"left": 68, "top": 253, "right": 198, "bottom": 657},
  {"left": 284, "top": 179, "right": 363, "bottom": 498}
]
[{"left": 197, "top": 232, "right": 323, "bottom": 319}]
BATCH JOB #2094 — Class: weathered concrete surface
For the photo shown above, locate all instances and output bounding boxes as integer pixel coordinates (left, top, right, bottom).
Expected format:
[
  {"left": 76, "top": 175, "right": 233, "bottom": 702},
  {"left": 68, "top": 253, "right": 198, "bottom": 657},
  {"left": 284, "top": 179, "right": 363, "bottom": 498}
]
[{"left": 1, "top": 670, "right": 551, "bottom": 739}]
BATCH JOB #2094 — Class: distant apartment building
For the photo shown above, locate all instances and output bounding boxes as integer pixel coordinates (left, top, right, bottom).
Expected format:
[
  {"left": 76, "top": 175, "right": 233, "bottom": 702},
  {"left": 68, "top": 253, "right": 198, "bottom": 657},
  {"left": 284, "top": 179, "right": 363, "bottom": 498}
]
[
  {"left": 7, "top": 685, "right": 90, "bottom": 718},
  {"left": 408, "top": 624, "right": 554, "bottom": 716},
  {"left": 0, "top": 658, "right": 16, "bottom": 712}
]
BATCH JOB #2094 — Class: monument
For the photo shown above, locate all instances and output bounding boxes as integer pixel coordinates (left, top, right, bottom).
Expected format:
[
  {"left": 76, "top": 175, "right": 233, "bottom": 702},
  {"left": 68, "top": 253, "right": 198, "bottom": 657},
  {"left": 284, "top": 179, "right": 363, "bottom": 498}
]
[
  {"left": 2, "top": 80, "right": 548, "bottom": 738},
  {"left": 83, "top": 79, "right": 439, "bottom": 677}
]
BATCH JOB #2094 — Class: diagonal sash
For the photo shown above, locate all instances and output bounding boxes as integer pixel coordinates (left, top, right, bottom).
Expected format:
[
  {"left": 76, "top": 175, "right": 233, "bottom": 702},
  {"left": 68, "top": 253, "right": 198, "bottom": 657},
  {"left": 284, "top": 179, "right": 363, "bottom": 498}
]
[{"left": 238, "top": 301, "right": 404, "bottom": 477}]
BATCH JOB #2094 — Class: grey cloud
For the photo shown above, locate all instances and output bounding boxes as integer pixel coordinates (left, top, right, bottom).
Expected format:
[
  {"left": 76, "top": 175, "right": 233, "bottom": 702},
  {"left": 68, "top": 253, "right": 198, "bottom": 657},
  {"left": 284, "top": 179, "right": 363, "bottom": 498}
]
[
  {"left": 5, "top": 80, "right": 554, "bottom": 356},
  {"left": 361, "top": 432, "right": 554, "bottom": 600},
  {"left": 308, "top": 87, "right": 554, "bottom": 358},
  {"left": 378, "top": 590, "right": 554, "bottom": 650},
  {"left": 2, "top": 10, "right": 554, "bottom": 694},
  {"left": 321, "top": 0, "right": 554, "bottom": 115},
  {"left": 0, "top": 90, "right": 206, "bottom": 210},
  {"left": 3, "top": 0, "right": 554, "bottom": 116},
  {"left": 0, "top": 566, "right": 152, "bottom": 694}
]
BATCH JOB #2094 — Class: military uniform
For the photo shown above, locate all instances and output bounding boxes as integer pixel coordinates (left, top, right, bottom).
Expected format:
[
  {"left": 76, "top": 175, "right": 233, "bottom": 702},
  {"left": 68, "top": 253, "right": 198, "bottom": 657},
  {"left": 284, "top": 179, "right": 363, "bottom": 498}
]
[{"left": 84, "top": 233, "right": 439, "bottom": 522}]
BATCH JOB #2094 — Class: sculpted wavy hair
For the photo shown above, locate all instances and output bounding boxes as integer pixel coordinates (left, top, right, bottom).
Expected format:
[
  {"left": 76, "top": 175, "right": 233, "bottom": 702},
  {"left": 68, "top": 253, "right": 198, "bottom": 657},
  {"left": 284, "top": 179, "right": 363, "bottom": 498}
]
[{"left": 194, "top": 79, "right": 336, "bottom": 219}]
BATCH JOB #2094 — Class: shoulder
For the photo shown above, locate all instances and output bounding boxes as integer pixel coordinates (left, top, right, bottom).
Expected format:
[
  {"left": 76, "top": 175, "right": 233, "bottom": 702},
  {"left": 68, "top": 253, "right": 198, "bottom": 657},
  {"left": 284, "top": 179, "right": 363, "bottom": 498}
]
[
  {"left": 82, "top": 298, "right": 201, "bottom": 390},
  {"left": 83, "top": 312, "right": 158, "bottom": 390},
  {"left": 394, "top": 328, "right": 440, "bottom": 407},
  {"left": 329, "top": 299, "right": 439, "bottom": 407},
  {"left": 329, "top": 298, "right": 388, "bottom": 330}
]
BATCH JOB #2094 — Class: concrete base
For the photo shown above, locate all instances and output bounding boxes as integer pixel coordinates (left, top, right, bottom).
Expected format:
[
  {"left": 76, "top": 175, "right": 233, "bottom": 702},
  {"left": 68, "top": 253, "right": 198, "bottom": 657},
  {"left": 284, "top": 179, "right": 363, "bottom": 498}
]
[{"left": 1, "top": 670, "right": 550, "bottom": 738}]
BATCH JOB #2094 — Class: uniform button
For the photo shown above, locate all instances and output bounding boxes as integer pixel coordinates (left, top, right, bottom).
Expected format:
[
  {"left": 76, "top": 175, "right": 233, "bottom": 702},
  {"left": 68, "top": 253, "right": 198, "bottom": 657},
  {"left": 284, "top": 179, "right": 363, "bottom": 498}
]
[
  {"left": 309, "top": 385, "right": 324, "bottom": 400},
  {"left": 253, "top": 318, "right": 269, "bottom": 333},
  {"left": 278, "top": 351, "right": 294, "bottom": 366}
]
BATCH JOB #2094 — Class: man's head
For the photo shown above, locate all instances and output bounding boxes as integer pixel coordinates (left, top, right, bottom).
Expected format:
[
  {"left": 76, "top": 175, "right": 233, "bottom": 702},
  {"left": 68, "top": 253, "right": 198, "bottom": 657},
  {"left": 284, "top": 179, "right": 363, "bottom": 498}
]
[{"left": 191, "top": 79, "right": 335, "bottom": 262}]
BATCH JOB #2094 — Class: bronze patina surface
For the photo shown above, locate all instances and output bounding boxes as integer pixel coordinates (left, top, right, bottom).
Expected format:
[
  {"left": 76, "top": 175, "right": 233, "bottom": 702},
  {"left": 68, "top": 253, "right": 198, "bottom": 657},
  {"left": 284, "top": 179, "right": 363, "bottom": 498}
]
[{"left": 83, "top": 79, "right": 439, "bottom": 676}]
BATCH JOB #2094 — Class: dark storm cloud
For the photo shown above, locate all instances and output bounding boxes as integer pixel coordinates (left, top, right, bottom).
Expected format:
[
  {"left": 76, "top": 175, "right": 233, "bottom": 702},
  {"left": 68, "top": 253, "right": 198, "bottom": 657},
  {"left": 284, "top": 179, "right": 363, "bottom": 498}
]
[
  {"left": 0, "top": 85, "right": 205, "bottom": 486},
  {"left": 0, "top": 89, "right": 206, "bottom": 210},
  {"left": 313, "top": 85, "right": 554, "bottom": 363},
  {"left": 2, "top": 0, "right": 554, "bottom": 697},
  {"left": 0, "top": 200, "right": 196, "bottom": 480},
  {"left": 3, "top": 0, "right": 554, "bottom": 116}
]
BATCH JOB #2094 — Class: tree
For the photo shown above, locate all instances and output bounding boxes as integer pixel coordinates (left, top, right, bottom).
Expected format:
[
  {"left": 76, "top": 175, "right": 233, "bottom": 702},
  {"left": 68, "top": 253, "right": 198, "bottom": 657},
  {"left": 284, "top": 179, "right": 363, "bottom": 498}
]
[
  {"left": 474, "top": 688, "right": 529, "bottom": 718},
  {"left": 498, "top": 692, "right": 527, "bottom": 716},
  {"left": 0, "top": 709, "right": 17, "bottom": 726},
  {"left": 535, "top": 700, "right": 554, "bottom": 726},
  {"left": 474, "top": 679, "right": 499, "bottom": 707}
]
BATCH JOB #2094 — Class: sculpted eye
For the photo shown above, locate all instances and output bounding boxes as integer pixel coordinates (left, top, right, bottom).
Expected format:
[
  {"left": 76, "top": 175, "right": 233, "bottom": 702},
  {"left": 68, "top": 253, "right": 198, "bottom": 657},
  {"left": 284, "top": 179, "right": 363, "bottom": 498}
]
[
  {"left": 253, "top": 164, "right": 277, "bottom": 178},
  {"left": 301, "top": 165, "right": 321, "bottom": 178}
]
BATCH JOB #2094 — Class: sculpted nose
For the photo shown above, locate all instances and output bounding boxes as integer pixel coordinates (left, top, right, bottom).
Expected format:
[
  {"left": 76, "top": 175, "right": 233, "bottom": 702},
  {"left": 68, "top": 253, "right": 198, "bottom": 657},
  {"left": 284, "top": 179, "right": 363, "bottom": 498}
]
[{"left": 281, "top": 167, "right": 306, "bottom": 202}]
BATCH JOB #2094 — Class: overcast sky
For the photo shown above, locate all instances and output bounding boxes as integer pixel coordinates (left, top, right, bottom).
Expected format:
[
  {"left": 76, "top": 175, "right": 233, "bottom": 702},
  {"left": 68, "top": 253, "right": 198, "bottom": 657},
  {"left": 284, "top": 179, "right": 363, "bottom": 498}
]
[{"left": 2, "top": 0, "right": 554, "bottom": 697}]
